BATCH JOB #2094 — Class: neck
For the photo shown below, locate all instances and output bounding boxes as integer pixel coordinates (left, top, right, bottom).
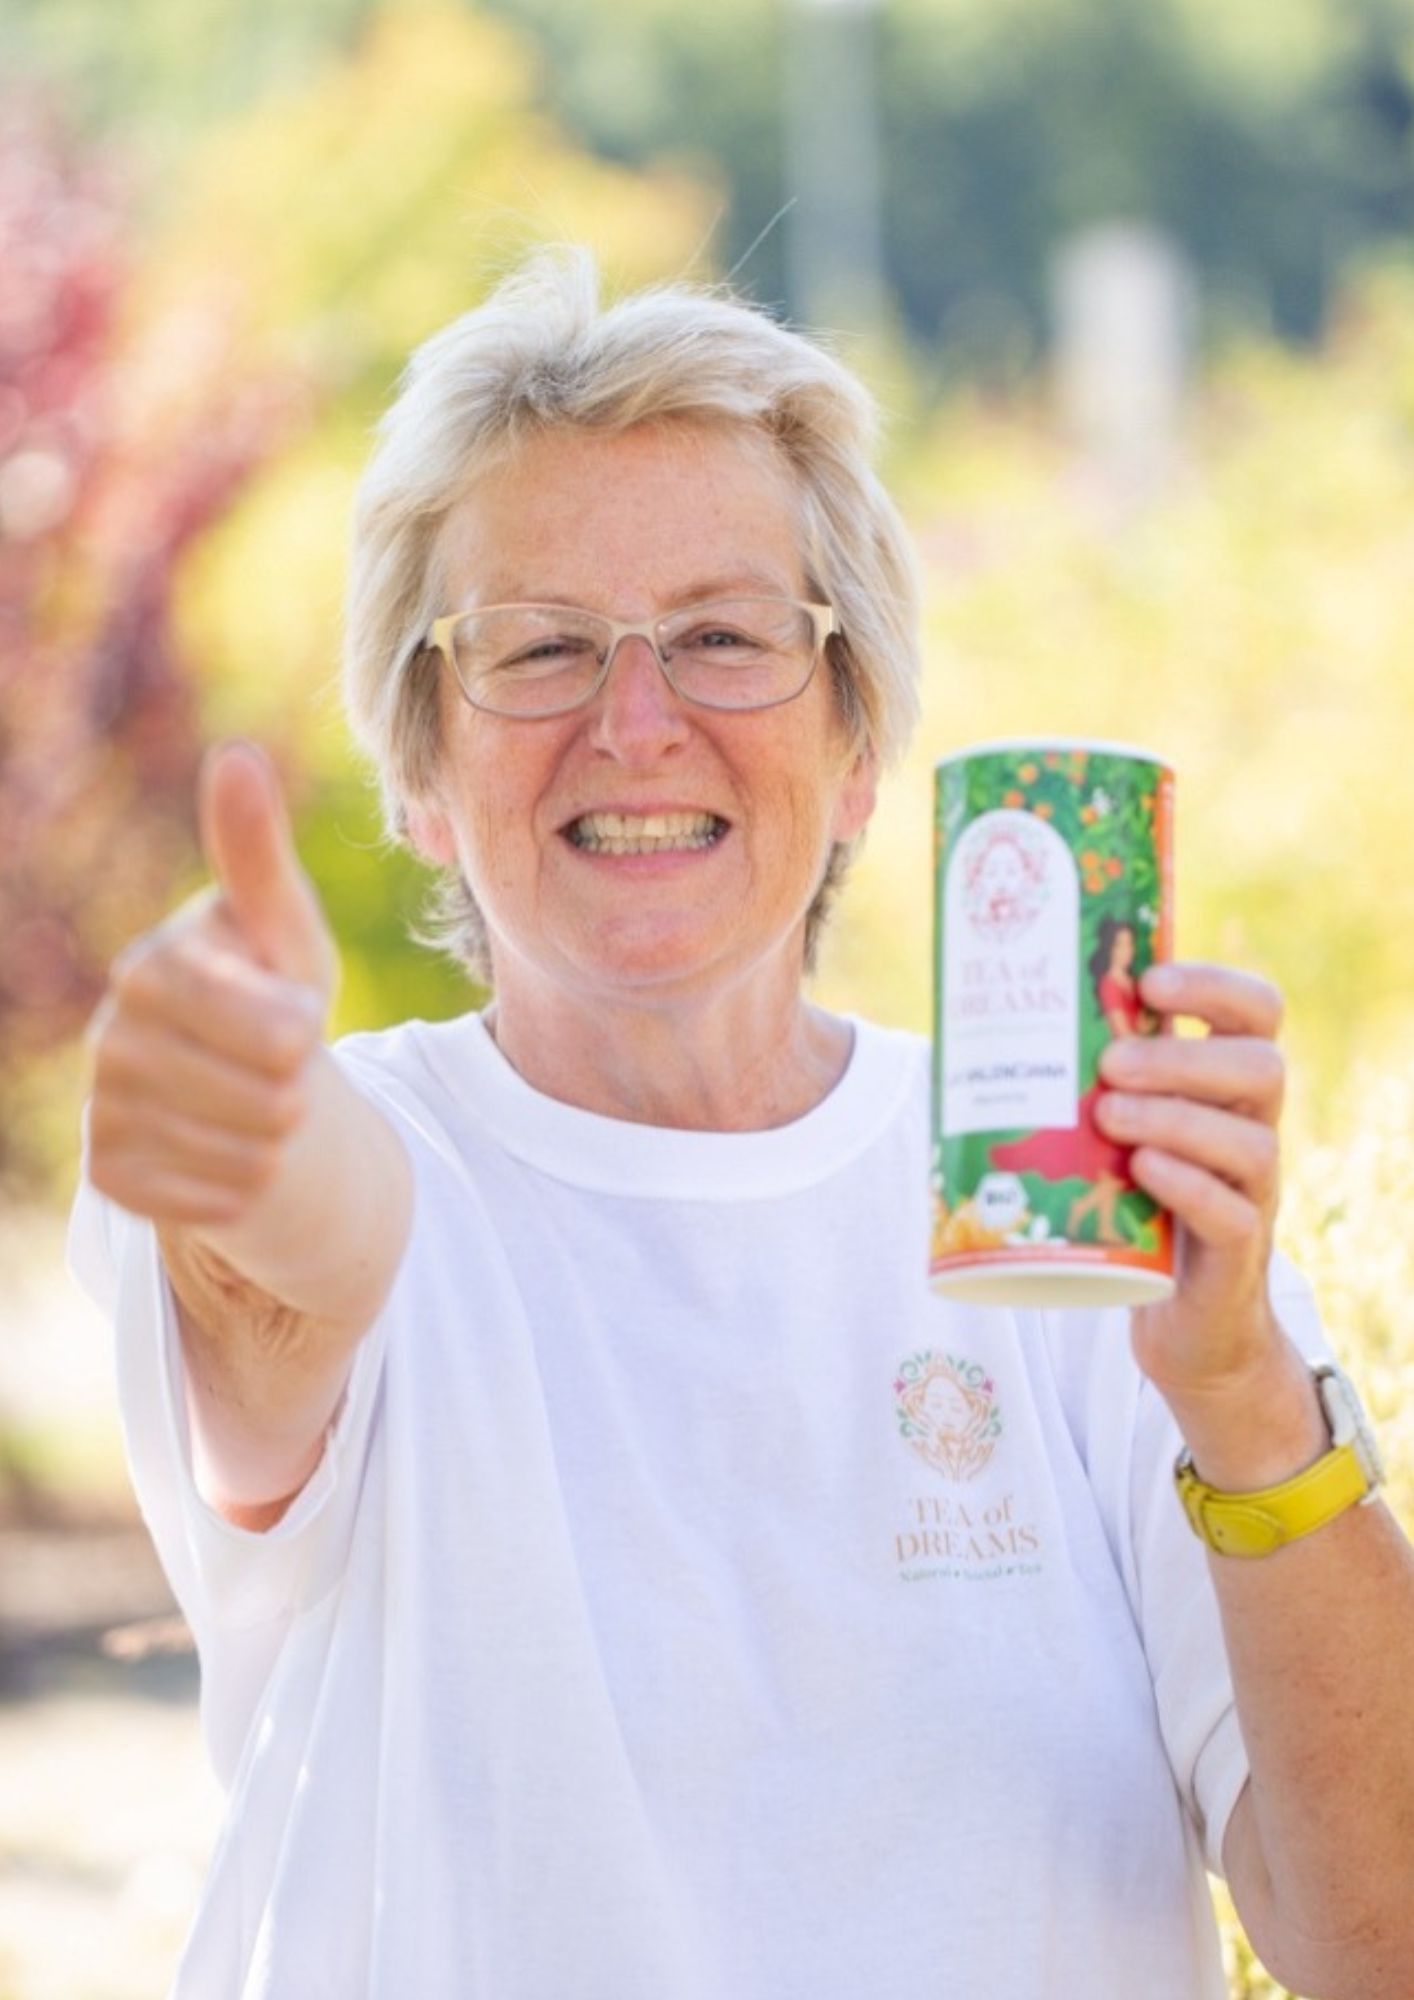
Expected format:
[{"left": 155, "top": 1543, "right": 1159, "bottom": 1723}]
[{"left": 481, "top": 967, "right": 853, "bottom": 1132}]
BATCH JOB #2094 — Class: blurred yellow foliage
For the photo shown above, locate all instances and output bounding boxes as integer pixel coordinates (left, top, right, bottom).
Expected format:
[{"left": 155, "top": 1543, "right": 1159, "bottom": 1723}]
[
  {"left": 821, "top": 262, "right": 1414, "bottom": 1133},
  {"left": 1281, "top": 1059, "right": 1414, "bottom": 1527},
  {"left": 132, "top": 1, "right": 715, "bottom": 737},
  {"left": 132, "top": 2, "right": 712, "bottom": 367}
]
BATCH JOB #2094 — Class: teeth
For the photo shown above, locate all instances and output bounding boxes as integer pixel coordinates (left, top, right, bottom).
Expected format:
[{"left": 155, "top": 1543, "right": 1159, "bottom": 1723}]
[{"left": 569, "top": 811, "right": 726, "bottom": 855}]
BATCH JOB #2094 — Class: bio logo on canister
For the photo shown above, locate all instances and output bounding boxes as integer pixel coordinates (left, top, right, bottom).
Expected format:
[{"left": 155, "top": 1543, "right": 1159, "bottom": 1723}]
[{"left": 931, "top": 739, "right": 1176, "bottom": 1308}]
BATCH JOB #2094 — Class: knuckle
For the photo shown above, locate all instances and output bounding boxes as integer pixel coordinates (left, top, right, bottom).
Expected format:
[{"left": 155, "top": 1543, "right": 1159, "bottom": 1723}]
[
  {"left": 1251, "top": 1125, "right": 1280, "bottom": 1186},
  {"left": 1258, "top": 1041, "right": 1286, "bottom": 1101},
  {"left": 89, "top": 1018, "right": 143, "bottom": 1091},
  {"left": 109, "top": 934, "right": 169, "bottom": 1008},
  {"left": 266, "top": 1078, "right": 310, "bottom": 1138},
  {"left": 241, "top": 1139, "right": 286, "bottom": 1196},
  {"left": 86, "top": 1148, "right": 122, "bottom": 1201},
  {"left": 86, "top": 1095, "right": 125, "bottom": 1155},
  {"left": 1231, "top": 1042, "right": 1284, "bottom": 1120},
  {"left": 1172, "top": 1093, "right": 1206, "bottom": 1136},
  {"left": 1212, "top": 1207, "right": 1251, "bottom": 1248},
  {"left": 264, "top": 1006, "right": 320, "bottom": 1073},
  {"left": 1251, "top": 974, "right": 1284, "bottom": 1035}
]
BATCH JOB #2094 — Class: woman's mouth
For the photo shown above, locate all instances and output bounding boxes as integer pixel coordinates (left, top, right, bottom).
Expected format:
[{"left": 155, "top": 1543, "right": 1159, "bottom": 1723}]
[{"left": 563, "top": 811, "right": 729, "bottom": 856}]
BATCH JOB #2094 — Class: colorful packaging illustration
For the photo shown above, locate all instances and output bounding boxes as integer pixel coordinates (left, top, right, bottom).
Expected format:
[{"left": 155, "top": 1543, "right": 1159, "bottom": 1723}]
[{"left": 931, "top": 740, "right": 1176, "bottom": 1307}]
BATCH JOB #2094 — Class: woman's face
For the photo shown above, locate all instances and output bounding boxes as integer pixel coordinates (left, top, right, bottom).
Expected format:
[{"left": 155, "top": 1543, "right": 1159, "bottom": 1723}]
[
  {"left": 979, "top": 839, "right": 1025, "bottom": 907},
  {"left": 921, "top": 1375, "right": 970, "bottom": 1431},
  {"left": 413, "top": 422, "right": 877, "bottom": 1013},
  {"left": 1113, "top": 925, "right": 1135, "bottom": 971}
]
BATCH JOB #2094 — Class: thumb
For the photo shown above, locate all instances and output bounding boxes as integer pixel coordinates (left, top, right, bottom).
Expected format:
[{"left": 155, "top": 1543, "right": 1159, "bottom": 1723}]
[{"left": 198, "top": 741, "right": 337, "bottom": 1003}]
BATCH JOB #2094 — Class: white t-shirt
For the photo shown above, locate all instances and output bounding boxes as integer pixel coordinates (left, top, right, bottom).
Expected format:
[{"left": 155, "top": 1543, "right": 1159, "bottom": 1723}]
[{"left": 69, "top": 1014, "right": 1329, "bottom": 2000}]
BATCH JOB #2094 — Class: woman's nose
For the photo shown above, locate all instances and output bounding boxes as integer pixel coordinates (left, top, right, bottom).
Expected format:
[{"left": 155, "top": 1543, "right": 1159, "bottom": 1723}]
[{"left": 585, "top": 633, "right": 691, "bottom": 759}]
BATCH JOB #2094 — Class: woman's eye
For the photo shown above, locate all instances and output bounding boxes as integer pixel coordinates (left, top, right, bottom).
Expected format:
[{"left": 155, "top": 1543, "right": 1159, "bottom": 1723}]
[
  {"left": 686, "top": 627, "right": 759, "bottom": 650},
  {"left": 504, "top": 636, "right": 592, "bottom": 668}
]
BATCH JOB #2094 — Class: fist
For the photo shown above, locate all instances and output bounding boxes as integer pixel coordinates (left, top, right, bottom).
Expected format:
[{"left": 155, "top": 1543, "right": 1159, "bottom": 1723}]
[{"left": 86, "top": 741, "right": 339, "bottom": 1229}]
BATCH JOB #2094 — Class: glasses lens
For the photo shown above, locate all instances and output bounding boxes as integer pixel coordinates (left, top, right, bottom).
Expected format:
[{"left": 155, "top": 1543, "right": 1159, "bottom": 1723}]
[
  {"left": 658, "top": 599, "right": 819, "bottom": 710},
  {"left": 451, "top": 607, "right": 608, "bottom": 715}
]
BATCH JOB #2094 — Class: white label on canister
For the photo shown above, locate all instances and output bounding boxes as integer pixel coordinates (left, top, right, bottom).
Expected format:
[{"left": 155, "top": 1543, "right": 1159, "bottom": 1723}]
[{"left": 942, "top": 809, "right": 1080, "bottom": 1136}]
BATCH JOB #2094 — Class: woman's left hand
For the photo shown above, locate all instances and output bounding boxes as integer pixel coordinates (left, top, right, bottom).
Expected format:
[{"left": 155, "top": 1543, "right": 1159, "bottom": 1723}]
[{"left": 1094, "top": 960, "right": 1290, "bottom": 1403}]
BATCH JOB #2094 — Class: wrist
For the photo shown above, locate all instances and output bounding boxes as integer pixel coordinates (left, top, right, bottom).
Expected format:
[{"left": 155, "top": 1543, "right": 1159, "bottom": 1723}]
[{"left": 1164, "top": 1337, "right": 1331, "bottom": 1492}]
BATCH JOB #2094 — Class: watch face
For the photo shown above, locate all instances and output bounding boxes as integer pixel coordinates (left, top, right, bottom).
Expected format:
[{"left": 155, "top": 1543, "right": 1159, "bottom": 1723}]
[{"left": 1316, "top": 1364, "right": 1387, "bottom": 1487}]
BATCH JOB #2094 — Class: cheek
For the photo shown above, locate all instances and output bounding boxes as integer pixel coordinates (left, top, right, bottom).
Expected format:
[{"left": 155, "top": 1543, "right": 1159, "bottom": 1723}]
[
  {"left": 455, "top": 756, "right": 571, "bottom": 911},
  {"left": 435, "top": 726, "right": 556, "bottom": 879},
  {"left": 460, "top": 800, "right": 531, "bottom": 893}
]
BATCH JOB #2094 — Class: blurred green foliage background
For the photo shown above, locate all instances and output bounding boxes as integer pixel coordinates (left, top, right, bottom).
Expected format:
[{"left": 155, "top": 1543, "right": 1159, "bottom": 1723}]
[{"left": 3, "top": 4, "right": 1413, "bottom": 1992}]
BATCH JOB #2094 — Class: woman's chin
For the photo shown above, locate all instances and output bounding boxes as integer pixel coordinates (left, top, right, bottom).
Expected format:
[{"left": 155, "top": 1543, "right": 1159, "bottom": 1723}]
[{"left": 569, "top": 928, "right": 731, "bottom": 995}]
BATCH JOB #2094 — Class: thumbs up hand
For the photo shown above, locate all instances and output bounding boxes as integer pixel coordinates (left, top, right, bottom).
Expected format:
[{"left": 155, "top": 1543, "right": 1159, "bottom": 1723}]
[
  {"left": 199, "top": 741, "right": 338, "bottom": 1007},
  {"left": 87, "top": 741, "right": 338, "bottom": 1232}
]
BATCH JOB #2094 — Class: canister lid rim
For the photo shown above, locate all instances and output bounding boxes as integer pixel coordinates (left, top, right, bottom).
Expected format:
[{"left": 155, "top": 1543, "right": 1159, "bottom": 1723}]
[{"left": 935, "top": 735, "right": 1172, "bottom": 769}]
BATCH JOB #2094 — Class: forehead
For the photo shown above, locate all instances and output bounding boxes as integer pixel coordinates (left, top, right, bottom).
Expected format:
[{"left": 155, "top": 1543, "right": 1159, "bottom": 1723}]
[{"left": 436, "top": 421, "right": 808, "bottom": 610}]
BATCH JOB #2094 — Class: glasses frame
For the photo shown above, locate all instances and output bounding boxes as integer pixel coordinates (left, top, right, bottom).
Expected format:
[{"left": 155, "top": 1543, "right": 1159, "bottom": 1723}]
[{"left": 424, "top": 596, "right": 840, "bottom": 719}]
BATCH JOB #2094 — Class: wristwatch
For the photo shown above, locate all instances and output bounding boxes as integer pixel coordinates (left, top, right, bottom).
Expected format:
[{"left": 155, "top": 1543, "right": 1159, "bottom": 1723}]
[{"left": 1174, "top": 1362, "right": 1386, "bottom": 1558}]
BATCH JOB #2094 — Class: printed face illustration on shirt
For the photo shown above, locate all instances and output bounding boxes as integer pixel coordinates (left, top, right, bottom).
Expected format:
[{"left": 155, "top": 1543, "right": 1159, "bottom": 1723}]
[
  {"left": 894, "top": 1352, "right": 1002, "bottom": 1482},
  {"left": 922, "top": 1374, "right": 971, "bottom": 1431}
]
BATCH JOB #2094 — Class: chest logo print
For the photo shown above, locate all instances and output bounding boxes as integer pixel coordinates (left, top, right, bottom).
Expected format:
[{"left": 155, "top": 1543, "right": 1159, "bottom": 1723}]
[{"left": 894, "top": 1351, "right": 1002, "bottom": 1482}]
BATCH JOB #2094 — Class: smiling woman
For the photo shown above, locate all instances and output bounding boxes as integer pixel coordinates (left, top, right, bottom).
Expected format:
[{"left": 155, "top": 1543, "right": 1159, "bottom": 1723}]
[
  {"left": 69, "top": 246, "right": 1414, "bottom": 2000},
  {"left": 395, "top": 420, "right": 878, "bottom": 1116},
  {"left": 343, "top": 249, "right": 920, "bottom": 990}
]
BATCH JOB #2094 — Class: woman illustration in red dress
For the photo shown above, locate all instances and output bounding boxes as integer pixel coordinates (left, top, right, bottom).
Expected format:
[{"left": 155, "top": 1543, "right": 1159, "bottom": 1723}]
[{"left": 989, "top": 917, "right": 1149, "bottom": 1245}]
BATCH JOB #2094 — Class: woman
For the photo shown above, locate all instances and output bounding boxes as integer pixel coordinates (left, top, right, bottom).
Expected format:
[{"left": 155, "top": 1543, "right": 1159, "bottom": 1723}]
[{"left": 72, "top": 249, "right": 1414, "bottom": 1999}]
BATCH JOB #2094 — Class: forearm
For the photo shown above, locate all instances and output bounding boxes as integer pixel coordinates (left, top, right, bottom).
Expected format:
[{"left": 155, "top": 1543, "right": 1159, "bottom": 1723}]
[
  {"left": 158, "top": 1053, "right": 412, "bottom": 1513},
  {"left": 1173, "top": 1339, "right": 1414, "bottom": 1957}
]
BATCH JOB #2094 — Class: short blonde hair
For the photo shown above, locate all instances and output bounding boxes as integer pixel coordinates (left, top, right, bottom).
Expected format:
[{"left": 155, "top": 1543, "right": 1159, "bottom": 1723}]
[{"left": 342, "top": 246, "right": 921, "bottom": 981}]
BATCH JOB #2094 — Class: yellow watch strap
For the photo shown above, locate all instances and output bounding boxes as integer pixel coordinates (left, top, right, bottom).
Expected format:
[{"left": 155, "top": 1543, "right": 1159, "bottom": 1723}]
[{"left": 1176, "top": 1440, "right": 1370, "bottom": 1557}]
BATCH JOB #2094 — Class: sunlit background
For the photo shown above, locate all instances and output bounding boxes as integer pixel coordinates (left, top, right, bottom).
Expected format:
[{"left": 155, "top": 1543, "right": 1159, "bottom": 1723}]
[{"left": 2, "top": 2, "right": 1413, "bottom": 1993}]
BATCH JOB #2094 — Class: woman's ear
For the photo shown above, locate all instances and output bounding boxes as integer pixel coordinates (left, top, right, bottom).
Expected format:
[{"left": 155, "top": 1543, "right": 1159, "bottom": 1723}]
[
  {"left": 833, "top": 748, "right": 879, "bottom": 845},
  {"left": 406, "top": 802, "right": 458, "bottom": 867}
]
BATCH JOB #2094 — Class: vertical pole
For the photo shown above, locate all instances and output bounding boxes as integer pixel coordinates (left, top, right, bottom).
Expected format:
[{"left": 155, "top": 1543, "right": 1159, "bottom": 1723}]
[{"left": 782, "top": 0, "right": 887, "bottom": 335}]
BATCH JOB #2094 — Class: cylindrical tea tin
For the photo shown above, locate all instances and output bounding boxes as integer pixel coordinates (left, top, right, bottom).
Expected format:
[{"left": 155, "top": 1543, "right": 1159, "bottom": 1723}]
[{"left": 931, "top": 738, "right": 1176, "bottom": 1307}]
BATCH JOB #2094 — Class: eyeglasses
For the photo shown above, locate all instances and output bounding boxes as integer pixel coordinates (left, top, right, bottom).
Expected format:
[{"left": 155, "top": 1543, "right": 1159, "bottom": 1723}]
[{"left": 424, "top": 596, "right": 839, "bottom": 719}]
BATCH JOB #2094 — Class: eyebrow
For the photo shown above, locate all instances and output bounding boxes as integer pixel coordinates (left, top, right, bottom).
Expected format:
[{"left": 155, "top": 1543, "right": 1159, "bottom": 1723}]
[{"left": 464, "top": 569, "right": 805, "bottom": 611}]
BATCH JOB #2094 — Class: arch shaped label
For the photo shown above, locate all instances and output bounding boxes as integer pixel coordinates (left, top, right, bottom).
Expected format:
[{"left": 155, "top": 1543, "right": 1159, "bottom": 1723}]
[{"left": 941, "top": 809, "right": 1079, "bottom": 1137}]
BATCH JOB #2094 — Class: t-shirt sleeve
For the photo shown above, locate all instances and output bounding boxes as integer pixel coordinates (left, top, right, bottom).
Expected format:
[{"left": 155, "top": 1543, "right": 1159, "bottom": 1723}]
[
  {"left": 66, "top": 1163, "right": 389, "bottom": 1640},
  {"left": 65, "top": 1031, "right": 474, "bottom": 1783},
  {"left": 65, "top": 1089, "right": 393, "bottom": 1791},
  {"left": 1121, "top": 1247, "right": 1336, "bottom": 1878}
]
